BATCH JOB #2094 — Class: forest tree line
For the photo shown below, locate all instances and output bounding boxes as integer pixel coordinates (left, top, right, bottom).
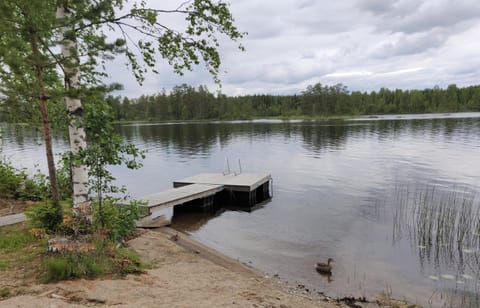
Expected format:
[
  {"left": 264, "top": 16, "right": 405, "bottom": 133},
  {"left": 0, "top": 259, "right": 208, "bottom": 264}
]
[{"left": 2, "top": 83, "right": 480, "bottom": 122}]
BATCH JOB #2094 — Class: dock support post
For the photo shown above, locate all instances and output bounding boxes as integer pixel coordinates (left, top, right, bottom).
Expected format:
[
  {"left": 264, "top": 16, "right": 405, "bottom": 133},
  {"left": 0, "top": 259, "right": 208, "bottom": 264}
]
[{"left": 248, "top": 191, "right": 257, "bottom": 206}]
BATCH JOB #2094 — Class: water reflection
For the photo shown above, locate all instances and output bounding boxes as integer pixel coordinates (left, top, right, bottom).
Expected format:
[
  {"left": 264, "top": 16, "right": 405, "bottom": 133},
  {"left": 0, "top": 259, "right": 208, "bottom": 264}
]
[
  {"left": 170, "top": 197, "right": 272, "bottom": 233},
  {"left": 389, "top": 184, "right": 480, "bottom": 306},
  {"left": 2, "top": 114, "right": 480, "bottom": 307}
]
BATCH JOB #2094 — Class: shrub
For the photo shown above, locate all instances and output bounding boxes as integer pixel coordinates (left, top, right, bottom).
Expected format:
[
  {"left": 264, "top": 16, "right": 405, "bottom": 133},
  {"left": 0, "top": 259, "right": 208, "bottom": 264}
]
[
  {"left": 42, "top": 244, "right": 143, "bottom": 282},
  {"left": 0, "top": 159, "right": 71, "bottom": 202},
  {"left": 43, "top": 252, "right": 106, "bottom": 282},
  {"left": 25, "top": 202, "right": 63, "bottom": 233},
  {"left": 18, "top": 172, "right": 50, "bottom": 201},
  {"left": 0, "top": 288, "right": 10, "bottom": 299},
  {"left": 43, "top": 257, "right": 72, "bottom": 282},
  {"left": 0, "top": 161, "right": 23, "bottom": 199},
  {"left": 92, "top": 198, "right": 140, "bottom": 241}
]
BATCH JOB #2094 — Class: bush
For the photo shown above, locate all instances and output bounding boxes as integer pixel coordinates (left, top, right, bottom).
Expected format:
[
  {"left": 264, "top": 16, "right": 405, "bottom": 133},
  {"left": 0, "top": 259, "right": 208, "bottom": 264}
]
[
  {"left": 19, "top": 172, "right": 50, "bottom": 201},
  {"left": 43, "top": 252, "right": 104, "bottom": 282},
  {"left": 42, "top": 244, "right": 143, "bottom": 282},
  {"left": 0, "top": 159, "right": 71, "bottom": 202},
  {"left": 0, "top": 161, "right": 24, "bottom": 199},
  {"left": 93, "top": 198, "right": 140, "bottom": 241},
  {"left": 43, "top": 257, "right": 72, "bottom": 282},
  {"left": 0, "top": 288, "right": 10, "bottom": 299},
  {"left": 25, "top": 202, "right": 63, "bottom": 233}
]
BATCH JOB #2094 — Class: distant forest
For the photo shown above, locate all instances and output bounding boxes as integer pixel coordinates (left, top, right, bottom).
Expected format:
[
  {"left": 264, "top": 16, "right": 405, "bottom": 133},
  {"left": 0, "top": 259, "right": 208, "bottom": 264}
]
[
  {"left": 1, "top": 83, "right": 480, "bottom": 123},
  {"left": 108, "top": 83, "right": 480, "bottom": 121}
]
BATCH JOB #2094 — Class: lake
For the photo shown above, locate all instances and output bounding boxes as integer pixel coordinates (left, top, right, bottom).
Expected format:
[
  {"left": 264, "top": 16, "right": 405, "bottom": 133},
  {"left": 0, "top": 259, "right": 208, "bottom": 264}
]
[{"left": 2, "top": 112, "right": 480, "bottom": 306}]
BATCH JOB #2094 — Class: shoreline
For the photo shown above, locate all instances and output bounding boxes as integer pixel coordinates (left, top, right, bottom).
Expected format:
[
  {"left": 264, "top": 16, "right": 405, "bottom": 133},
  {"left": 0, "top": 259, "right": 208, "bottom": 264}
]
[
  {"left": 1, "top": 226, "right": 342, "bottom": 307},
  {"left": 0, "top": 207, "right": 415, "bottom": 307}
]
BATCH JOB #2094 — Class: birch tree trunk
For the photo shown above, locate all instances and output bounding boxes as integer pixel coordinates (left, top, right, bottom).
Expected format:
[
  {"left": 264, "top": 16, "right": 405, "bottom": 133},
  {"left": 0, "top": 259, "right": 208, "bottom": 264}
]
[{"left": 56, "top": 5, "right": 90, "bottom": 219}]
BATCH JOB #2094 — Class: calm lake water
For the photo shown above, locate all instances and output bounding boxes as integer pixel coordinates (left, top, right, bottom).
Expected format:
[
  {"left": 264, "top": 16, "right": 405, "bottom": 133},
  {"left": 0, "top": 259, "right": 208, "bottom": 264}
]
[{"left": 2, "top": 112, "right": 480, "bottom": 306}]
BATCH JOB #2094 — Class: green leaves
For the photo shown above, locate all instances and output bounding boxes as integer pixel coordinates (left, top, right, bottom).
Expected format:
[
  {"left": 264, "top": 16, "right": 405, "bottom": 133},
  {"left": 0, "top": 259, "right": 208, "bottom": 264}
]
[{"left": 80, "top": 89, "right": 144, "bottom": 212}]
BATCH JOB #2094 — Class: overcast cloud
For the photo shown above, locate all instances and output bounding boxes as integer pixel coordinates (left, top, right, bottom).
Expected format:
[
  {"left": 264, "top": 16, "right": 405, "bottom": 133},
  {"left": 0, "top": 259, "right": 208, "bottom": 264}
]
[{"left": 107, "top": 0, "right": 480, "bottom": 97}]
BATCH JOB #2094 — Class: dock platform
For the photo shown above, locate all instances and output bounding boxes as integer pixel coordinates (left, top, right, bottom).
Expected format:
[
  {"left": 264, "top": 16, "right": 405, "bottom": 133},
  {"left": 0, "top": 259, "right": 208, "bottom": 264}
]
[
  {"left": 134, "top": 172, "right": 272, "bottom": 226},
  {"left": 138, "top": 183, "right": 224, "bottom": 215},
  {"left": 174, "top": 173, "right": 271, "bottom": 192}
]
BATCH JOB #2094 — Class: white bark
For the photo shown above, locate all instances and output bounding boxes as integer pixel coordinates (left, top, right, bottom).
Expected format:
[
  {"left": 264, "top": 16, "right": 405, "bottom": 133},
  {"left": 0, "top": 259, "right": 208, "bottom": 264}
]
[{"left": 56, "top": 6, "right": 90, "bottom": 215}]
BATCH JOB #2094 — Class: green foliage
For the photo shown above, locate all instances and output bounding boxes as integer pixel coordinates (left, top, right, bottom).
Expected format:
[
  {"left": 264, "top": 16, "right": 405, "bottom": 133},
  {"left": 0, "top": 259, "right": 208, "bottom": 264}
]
[
  {"left": 42, "top": 244, "right": 143, "bottom": 282},
  {"left": 25, "top": 202, "right": 63, "bottom": 233},
  {"left": 0, "top": 161, "right": 23, "bottom": 199},
  {"left": 43, "top": 253, "right": 103, "bottom": 282},
  {"left": 0, "top": 223, "right": 47, "bottom": 272},
  {"left": 75, "top": 93, "right": 143, "bottom": 240},
  {"left": 1, "top": 0, "right": 244, "bottom": 213},
  {"left": 83, "top": 96, "right": 144, "bottom": 202},
  {"left": 0, "top": 0, "right": 66, "bottom": 128},
  {"left": 0, "top": 227, "right": 37, "bottom": 251},
  {"left": 0, "top": 216, "right": 143, "bottom": 285},
  {"left": 92, "top": 198, "right": 140, "bottom": 242},
  {"left": 0, "top": 288, "right": 10, "bottom": 298},
  {"left": 0, "top": 159, "right": 60, "bottom": 201},
  {"left": 104, "top": 83, "right": 480, "bottom": 122},
  {"left": 0, "top": 260, "right": 8, "bottom": 270}
]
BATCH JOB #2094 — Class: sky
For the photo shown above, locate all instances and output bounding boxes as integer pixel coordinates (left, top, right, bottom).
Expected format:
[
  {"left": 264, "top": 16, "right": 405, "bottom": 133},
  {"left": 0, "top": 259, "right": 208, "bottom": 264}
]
[{"left": 107, "top": 0, "right": 480, "bottom": 98}]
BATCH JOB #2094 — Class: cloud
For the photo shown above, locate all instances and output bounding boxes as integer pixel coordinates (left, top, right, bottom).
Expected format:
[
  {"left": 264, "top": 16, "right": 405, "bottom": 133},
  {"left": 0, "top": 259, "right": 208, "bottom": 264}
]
[
  {"left": 325, "top": 71, "right": 373, "bottom": 78},
  {"left": 371, "top": 30, "right": 447, "bottom": 58},
  {"left": 105, "top": 0, "right": 480, "bottom": 97},
  {"left": 393, "top": 0, "right": 480, "bottom": 34},
  {"left": 359, "top": 0, "right": 480, "bottom": 34},
  {"left": 356, "top": 0, "right": 395, "bottom": 14}
]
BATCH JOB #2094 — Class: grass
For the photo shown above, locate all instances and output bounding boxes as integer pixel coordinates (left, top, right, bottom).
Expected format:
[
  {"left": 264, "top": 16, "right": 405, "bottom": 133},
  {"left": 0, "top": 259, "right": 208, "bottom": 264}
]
[
  {"left": 0, "top": 288, "right": 10, "bottom": 299},
  {"left": 0, "top": 223, "right": 45, "bottom": 269},
  {"left": 0, "top": 222, "right": 144, "bottom": 288},
  {"left": 42, "top": 243, "right": 144, "bottom": 283},
  {"left": 0, "top": 259, "right": 8, "bottom": 270},
  {"left": 0, "top": 225, "right": 37, "bottom": 251},
  {"left": 391, "top": 185, "right": 480, "bottom": 267}
]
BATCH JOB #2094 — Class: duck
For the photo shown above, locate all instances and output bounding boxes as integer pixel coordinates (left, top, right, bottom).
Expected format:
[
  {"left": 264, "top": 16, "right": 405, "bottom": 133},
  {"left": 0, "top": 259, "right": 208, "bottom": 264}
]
[{"left": 315, "top": 258, "right": 334, "bottom": 274}]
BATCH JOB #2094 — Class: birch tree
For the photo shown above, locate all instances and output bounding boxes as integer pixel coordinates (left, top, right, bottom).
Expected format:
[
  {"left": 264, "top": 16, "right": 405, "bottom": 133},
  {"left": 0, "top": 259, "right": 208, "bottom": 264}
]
[
  {"left": 54, "top": 0, "right": 245, "bottom": 219},
  {"left": 1, "top": 0, "right": 244, "bottom": 223},
  {"left": 56, "top": 5, "right": 90, "bottom": 218}
]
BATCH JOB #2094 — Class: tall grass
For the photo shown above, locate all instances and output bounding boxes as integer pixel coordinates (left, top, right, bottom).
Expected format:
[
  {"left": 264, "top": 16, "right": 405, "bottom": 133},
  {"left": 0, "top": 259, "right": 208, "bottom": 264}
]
[
  {"left": 390, "top": 184, "right": 480, "bottom": 306},
  {"left": 392, "top": 185, "right": 480, "bottom": 266}
]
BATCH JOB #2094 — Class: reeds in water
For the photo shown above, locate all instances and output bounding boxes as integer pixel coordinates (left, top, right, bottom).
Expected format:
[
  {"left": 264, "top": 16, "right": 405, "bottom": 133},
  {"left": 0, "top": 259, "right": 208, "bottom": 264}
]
[{"left": 392, "top": 184, "right": 480, "bottom": 270}]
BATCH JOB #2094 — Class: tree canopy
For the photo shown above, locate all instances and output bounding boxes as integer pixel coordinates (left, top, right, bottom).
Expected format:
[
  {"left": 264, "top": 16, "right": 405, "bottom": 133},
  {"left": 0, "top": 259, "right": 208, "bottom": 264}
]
[
  {"left": 0, "top": 0, "right": 245, "bottom": 219},
  {"left": 97, "top": 83, "right": 480, "bottom": 122}
]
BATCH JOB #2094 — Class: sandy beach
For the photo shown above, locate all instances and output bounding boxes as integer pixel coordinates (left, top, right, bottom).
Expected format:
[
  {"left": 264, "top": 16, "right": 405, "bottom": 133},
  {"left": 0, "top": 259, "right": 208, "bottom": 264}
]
[{"left": 1, "top": 227, "right": 350, "bottom": 307}]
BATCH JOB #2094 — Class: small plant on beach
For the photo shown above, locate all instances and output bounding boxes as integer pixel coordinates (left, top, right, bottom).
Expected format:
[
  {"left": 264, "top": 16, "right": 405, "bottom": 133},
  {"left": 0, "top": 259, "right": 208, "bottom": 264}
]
[
  {"left": 92, "top": 198, "right": 140, "bottom": 242},
  {"left": 42, "top": 242, "right": 143, "bottom": 282},
  {"left": 0, "top": 288, "right": 10, "bottom": 299},
  {"left": 25, "top": 201, "right": 63, "bottom": 233}
]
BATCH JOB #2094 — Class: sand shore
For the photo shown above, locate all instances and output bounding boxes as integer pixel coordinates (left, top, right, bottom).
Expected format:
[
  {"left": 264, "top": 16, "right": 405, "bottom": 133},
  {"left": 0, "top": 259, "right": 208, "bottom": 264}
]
[{"left": 2, "top": 227, "right": 352, "bottom": 307}]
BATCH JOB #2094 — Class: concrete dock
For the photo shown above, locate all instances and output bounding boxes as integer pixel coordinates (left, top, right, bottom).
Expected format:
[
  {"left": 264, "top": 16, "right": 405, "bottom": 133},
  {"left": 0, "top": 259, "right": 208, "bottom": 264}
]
[
  {"left": 138, "top": 183, "right": 224, "bottom": 215},
  {"left": 136, "top": 172, "right": 272, "bottom": 221},
  {"left": 173, "top": 173, "right": 271, "bottom": 192}
]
